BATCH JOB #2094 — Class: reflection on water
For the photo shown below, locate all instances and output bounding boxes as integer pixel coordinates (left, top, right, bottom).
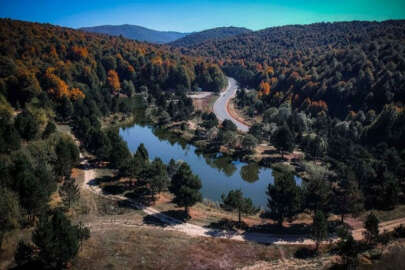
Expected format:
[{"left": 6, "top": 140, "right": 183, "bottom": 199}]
[
  {"left": 240, "top": 163, "right": 260, "bottom": 183},
  {"left": 120, "top": 122, "right": 301, "bottom": 207},
  {"left": 204, "top": 154, "right": 237, "bottom": 177}
]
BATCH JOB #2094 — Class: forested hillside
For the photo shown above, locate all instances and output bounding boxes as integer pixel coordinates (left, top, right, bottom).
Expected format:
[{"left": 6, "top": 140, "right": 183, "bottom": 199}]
[
  {"left": 80, "top": 24, "right": 188, "bottom": 44},
  {"left": 179, "top": 21, "right": 405, "bottom": 119},
  {"left": 0, "top": 19, "right": 226, "bottom": 267},
  {"left": 0, "top": 19, "right": 226, "bottom": 111},
  {"left": 170, "top": 26, "right": 252, "bottom": 47},
  {"left": 174, "top": 20, "right": 405, "bottom": 212}
]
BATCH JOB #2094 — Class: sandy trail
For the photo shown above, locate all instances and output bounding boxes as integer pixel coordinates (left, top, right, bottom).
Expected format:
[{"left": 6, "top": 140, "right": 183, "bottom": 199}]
[
  {"left": 80, "top": 158, "right": 317, "bottom": 244},
  {"left": 80, "top": 157, "right": 405, "bottom": 245},
  {"left": 187, "top": 91, "right": 213, "bottom": 99}
]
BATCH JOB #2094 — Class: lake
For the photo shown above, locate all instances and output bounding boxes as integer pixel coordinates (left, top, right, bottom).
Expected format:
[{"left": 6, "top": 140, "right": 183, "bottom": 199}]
[{"left": 120, "top": 124, "right": 302, "bottom": 208}]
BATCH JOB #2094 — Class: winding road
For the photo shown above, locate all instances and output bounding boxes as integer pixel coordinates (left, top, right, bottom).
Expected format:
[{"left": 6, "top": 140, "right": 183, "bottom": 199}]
[{"left": 213, "top": 77, "right": 249, "bottom": 132}]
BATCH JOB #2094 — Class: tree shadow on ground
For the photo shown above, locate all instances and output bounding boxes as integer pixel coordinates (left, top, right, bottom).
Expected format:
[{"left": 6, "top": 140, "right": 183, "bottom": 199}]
[
  {"left": 294, "top": 247, "right": 318, "bottom": 259},
  {"left": 88, "top": 175, "right": 118, "bottom": 186},
  {"left": 207, "top": 218, "right": 248, "bottom": 231},
  {"left": 143, "top": 210, "right": 189, "bottom": 227},
  {"left": 124, "top": 187, "right": 153, "bottom": 207},
  {"left": 204, "top": 228, "right": 241, "bottom": 239},
  {"left": 248, "top": 222, "right": 311, "bottom": 235},
  {"left": 101, "top": 183, "right": 126, "bottom": 195}
]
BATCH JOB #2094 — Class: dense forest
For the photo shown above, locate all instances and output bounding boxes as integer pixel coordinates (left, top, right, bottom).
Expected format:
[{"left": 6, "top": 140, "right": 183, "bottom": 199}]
[
  {"left": 170, "top": 26, "right": 252, "bottom": 48},
  {"left": 0, "top": 19, "right": 226, "bottom": 268},
  {"left": 1, "top": 17, "right": 405, "bottom": 268},
  {"left": 178, "top": 21, "right": 405, "bottom": 119},
  {"left": 176, "top": 20, "right": 405, "bottom": 212}
]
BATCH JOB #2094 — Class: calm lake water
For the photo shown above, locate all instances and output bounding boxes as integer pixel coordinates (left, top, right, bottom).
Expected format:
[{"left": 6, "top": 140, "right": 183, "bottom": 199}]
[{"left": 120, "top": 124, "right": 301, "bottom": 208}]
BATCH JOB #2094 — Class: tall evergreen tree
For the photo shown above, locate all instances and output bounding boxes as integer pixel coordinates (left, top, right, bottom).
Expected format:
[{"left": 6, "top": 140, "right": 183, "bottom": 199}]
[
  {"left": 266, "top": 169, "right": 301, "bottom": 226},
  {"left": 148, "top": 158, "right": 169, "bottom": 201},
  {"left": 304, "top": 173, "right": 331, "bottom": 215},
  {"left": 54, "top": 138, "right": 80, "bottom": 179},
  {"left": 169, "top": 162, "right": 202, "bottom": 217},
  {"left": 135, "top": 143, "right": 149, "bottom": 164},
  {"left": 14, "top": 111, "right": 39, "bottom": 140},
  {"left": 332, "top": 171, "right": 364, "bottom": 223},
  {"left": 220, "top": 189, "right": 259, "bottom": 224},
  {"left": 0, "top": 187, "right": 20, "bottom": 249},
  {"left": 272, "top": 124, "right": 294, "bottom": 158},
  {"left": 59, "top": 177, "right": 80, "bottom": 208},
  {"left": 32, "top": 209, "right": 90, "bottom": 269},
  {"left": 364, "top": 213, "right": 380, "bottom": 245},
  {"left": 312, "top": 210, "right": 328, "bottom": 252}
]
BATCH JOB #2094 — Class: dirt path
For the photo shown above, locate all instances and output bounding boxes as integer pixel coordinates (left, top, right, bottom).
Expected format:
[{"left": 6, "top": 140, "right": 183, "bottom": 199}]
[
  {"left": 79, "top": 157, "right": 405, "bottom": 245},
  {"left": 187, "top": 92, "right": 212, "bottom": 99},
  {"left": 352, "top": 217, "right": 405, "bottom": 240},
  {"left": 79, "top": 158, "right": 318, "bottom": 245}
]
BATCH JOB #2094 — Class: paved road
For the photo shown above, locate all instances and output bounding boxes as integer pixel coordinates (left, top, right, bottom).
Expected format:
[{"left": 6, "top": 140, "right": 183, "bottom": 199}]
[{"left": 213, "top": 77, "right": 249, "bottom": 132}]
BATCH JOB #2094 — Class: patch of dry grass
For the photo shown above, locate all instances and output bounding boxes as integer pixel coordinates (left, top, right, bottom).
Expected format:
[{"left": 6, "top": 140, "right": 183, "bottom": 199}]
[
  {"left": 0, "top": 228, "right": 33, "bottom": 269},
  {"left": 192, "top": 94, "right": 219, "bottom": 113},
  {"left": 74, "top": 225, "right": 284, "bottom": 270},
  {"left": 359, "top": 205, "right": 405, "bottom": 222},
  {"left": 151, "top": 192, "right": 265, "bottom": 227}
]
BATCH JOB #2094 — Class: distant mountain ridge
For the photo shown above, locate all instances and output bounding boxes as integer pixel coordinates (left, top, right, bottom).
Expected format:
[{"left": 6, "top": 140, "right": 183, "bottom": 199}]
[
  {"left": 170, "top": 26, "right": 253, "bottom": 47},
  {"left": 79, "top": 24, "right": 188, "bottom": 44},
  {"left": 80, "top": 25, "right": 252, "bottom": 46}
]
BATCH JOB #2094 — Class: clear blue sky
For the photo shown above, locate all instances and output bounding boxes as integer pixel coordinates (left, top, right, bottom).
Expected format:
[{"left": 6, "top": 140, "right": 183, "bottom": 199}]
[{"left": 1, "top": 0, "right": 404, "bottom": 32}]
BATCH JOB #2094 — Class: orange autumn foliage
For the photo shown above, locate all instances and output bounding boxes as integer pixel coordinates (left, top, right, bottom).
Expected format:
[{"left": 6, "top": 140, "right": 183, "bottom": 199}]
[
  {"left": 309, "top": 100, "right": 328, "bottom": 113},
  {"left": 151, "top": 56, "right": 163, "bottom": 66},
  {"left": 127, "top": 64, "right": 135, "bottom": 74},
  {"left": 266, "top": 66, "right": 274, "bottom": 75},
  {"left": 49, "top": 46, "right": 58, "bottom": 58},
  {"left": 70, "top": 87, "right": 85, "bottom": 100},
  {"left": 107, "top": 70, "right": 120, "bottom": 92},
  {"left": 259, "top": 81, "right": 271, "bottom": 96},
  {"left": 71, "top": 45, "right": 88, "bottom": 59},
  {"left": 45, "top": 68, "right": 85, "bottom": 100}
]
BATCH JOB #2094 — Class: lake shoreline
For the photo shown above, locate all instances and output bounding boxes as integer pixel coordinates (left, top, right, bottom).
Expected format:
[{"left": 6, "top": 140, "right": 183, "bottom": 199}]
[{"left": 118, "top": 116, "right": 303, "bottom": 207}]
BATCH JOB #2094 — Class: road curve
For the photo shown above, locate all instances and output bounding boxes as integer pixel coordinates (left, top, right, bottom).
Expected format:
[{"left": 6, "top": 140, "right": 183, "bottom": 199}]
[{"left": 213, "top": 77, "right": 249, "bottom": 132}]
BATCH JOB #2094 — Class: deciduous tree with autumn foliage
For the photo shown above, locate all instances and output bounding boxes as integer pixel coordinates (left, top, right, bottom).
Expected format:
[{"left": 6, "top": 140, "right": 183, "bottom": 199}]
[{"left": 107, "top": 70, "right": 121, "bottom": 93}]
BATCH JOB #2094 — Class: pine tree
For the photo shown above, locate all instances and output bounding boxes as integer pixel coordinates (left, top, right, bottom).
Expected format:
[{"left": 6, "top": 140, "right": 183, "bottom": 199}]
[
  {"left": 364, "top": 213, "right": 379, "bottom": 245},
  {"left": 272, "top": 124, "right": 294, "bottom": 158},
  {"left": 135, "top": 143, "right": 149, "bottom": 164},
  {"left": 54, "top": 137, "right": 80, "bottom": 179},
  {"left": 220, "top": 189, "right": 259, "bottom": 224},
  {"left": 148, "top": 158, "right": 169, "bottom": 201},
  {"left": 42, "top": 121, "right": 56, "bottom": 139},
  {"left": 14, "top": 111, "right": 39, "bottom": 140},
  {"left": 169, "top": 162, "right": 202, "bottom": 217},
  {"left": 0, "top": 187, "right": 20, "bottom": 249},
  {"left": 167, "top": 158, "right": 179, "bottom": 178},
  {"left": 304, "top": 174, "right": 331, "bottom": 215},
  {"left": 333, "top": 172, "right": 364, "bottom": 223},
  {"left": 266, "top": 169, "right": 301, "bottom": 226},
  {"left": 312, "top": 210, "right": 328, "bottom": 252},
  {"left": 59, "top": 177, "right": 80, "bottom": 208},
  {"left": 32, "top": 209, "right": 90, "bottom": 269}
]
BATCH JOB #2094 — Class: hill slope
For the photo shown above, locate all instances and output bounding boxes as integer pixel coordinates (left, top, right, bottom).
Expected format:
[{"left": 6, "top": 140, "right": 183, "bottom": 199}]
[
  {"left": 180, "top": 20, "right": 405, "bottom": 119},
  {"left": 80, "top": 24, "right": 188, "bottom": 44},
  {"left": 170, "top": 26, "right": 252, "bottom": 47},
  {"left": 0, "top": 19, "right": 226, "bottom": 113}
]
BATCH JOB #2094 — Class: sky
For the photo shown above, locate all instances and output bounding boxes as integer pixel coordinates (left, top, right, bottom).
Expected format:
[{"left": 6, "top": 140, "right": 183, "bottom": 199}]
[{"left": 1, "top": 0, "right": 405, "bottom": 32}]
